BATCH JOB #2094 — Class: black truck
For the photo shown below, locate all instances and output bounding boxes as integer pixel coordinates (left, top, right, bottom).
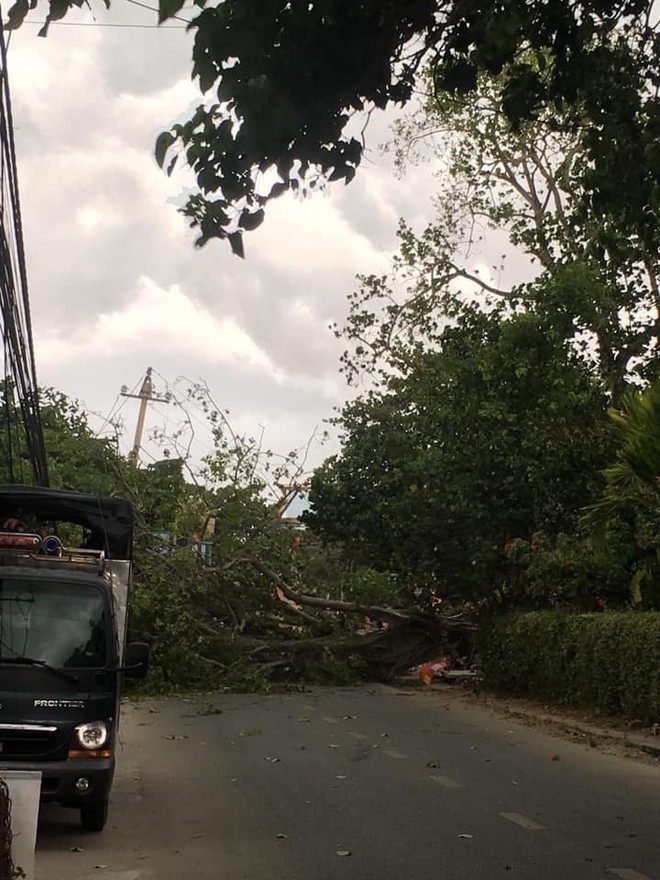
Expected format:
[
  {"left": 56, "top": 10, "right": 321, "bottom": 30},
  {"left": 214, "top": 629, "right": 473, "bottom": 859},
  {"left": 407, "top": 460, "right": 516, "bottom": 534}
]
[{"left": 0, "top": 485, "right": 148, "bottom": 831}]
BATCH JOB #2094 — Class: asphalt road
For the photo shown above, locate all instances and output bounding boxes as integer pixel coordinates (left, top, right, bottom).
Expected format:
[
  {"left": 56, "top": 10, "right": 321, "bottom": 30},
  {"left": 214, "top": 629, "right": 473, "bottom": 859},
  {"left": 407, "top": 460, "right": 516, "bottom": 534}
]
[{"left": 35, "top": 686, "right": 660, "bottom": 880}]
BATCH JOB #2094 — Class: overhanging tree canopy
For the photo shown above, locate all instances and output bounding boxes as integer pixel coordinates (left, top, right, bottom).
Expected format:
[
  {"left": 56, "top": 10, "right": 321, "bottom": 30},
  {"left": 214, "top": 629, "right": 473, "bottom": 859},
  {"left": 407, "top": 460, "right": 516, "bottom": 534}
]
[{"left": 10, "top": 0, "right": 660, "bottom": 254}]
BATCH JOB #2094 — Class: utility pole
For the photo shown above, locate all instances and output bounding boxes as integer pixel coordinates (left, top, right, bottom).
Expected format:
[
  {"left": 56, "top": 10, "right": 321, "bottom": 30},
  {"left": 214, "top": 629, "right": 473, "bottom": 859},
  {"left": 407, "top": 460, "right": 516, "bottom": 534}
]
[{"left": 120, "top": 367, "right": 169, "bottom": 465}]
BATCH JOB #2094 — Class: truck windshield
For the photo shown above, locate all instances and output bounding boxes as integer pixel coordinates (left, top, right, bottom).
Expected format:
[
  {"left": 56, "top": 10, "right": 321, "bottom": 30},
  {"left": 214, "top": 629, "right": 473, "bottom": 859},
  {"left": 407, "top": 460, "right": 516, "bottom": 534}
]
[{"left": 0, "top": 580, "right": 107, "bottom": 669}]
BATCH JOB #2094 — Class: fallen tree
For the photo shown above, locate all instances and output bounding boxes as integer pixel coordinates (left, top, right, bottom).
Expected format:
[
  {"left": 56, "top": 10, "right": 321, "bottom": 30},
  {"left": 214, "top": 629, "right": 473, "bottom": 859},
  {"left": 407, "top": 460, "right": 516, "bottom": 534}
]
[
  {"left": 130, "top": 545, "right": 477, "bottom": 690},
  {"left": 207, "top": 556, "right": 475, "bottom": 684}
]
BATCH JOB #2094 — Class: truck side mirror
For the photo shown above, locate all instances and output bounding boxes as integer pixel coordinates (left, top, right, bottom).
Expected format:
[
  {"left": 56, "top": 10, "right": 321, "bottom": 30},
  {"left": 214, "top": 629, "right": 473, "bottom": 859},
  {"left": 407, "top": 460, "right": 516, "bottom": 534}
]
[{"left": 124, "top": 642, "right": 150, "bottom": 680}]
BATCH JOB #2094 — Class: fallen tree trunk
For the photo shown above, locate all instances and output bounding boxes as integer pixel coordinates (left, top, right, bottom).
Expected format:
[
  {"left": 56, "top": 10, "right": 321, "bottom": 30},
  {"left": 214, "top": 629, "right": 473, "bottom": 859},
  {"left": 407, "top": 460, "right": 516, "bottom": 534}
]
[
  {"left": 248, "top": 619, "right": 453, "bottom": 681},
  {"left": 228, "top": 556, "right": 477, "bottom": 681}
]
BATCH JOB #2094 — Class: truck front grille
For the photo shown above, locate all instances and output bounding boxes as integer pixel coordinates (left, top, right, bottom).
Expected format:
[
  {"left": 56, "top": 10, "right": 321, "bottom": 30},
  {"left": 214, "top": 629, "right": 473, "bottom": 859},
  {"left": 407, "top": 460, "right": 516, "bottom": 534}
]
[{"left": 0, "top": 723, "right": 61, "bottom": 760}]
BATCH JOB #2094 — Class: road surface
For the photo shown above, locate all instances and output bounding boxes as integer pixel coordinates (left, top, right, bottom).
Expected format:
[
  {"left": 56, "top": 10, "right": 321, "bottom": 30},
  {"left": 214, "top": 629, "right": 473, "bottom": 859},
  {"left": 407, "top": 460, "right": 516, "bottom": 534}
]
[{"left": 36, "top": 686, "right": 660, "bottom": 880}]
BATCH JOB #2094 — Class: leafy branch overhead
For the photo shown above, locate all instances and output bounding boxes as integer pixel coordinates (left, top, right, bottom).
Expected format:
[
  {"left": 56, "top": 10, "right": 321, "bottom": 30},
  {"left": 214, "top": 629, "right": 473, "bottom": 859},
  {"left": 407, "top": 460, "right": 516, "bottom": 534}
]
[{"left": 10, "top": 0, "right": 660, "bottom": 253}]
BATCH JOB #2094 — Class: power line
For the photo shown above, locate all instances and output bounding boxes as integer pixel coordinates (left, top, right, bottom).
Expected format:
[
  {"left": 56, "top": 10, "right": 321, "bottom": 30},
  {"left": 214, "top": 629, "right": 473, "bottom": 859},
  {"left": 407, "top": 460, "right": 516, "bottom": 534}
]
[
  {"left": 125, "top": 0, "right": 192, "bottom": 24},
  {"left": 22, "top": 20, "right": 188, "bottom": 29},
  {"left": 92, "top": 371, "right": 142, "bottom": 439},
  {"left": 0, "top": 17, "right": 48, "bottom": 485}
]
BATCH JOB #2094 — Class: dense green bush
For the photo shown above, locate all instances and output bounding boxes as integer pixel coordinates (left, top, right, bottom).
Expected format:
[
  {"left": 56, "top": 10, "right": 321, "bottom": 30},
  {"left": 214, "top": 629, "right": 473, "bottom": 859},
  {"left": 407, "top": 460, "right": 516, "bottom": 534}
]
[
  {"left": 503, "top": 532, "right": 630, "bottom": 611},
  {"left": 480, "top": 611, "right": 660, "bottom": 721}
]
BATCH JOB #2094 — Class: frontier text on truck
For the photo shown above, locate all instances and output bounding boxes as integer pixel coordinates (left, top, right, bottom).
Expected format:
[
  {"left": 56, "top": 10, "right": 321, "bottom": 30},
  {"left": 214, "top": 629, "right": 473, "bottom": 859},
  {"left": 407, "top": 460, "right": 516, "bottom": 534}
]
[{"left": 0, "top": 485, "right": 148, "bottom": 831}]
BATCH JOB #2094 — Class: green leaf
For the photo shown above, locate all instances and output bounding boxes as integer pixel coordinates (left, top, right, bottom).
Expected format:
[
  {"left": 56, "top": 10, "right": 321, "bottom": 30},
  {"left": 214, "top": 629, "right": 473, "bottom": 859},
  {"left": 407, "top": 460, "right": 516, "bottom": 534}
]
[
  {"left": 37, "top": 0, "right": 72, "bottom": 35},
  {"left": 227, "top": 231, "right": 245, "bottom": 259},
  {"left": 192, "top": 54, "right": 218, "bottom": 94},
  {"left": 436, "top": 60, "right": 478, "bottom": 95},
  {"left": 238, "top": 209, "right": 264, "bottom": 232},
  {"left": 5, "top": 0, "right": 30, "bottom": 30},
  {"left": 268, "top": 182, "right": 288, "bottom": 199},
  {"left": 155, "top": 131, "right": 176, "bottom": 168},
  {"left": 158, "top": 0, "right": 186, "bottom": 23}
]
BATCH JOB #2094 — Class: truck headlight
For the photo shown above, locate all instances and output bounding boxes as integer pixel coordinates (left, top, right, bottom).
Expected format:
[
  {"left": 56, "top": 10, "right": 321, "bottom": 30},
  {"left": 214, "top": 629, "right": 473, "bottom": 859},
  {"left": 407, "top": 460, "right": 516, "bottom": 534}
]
[{"left": 74, "top": 721, "right": 109, "bottom": 750}]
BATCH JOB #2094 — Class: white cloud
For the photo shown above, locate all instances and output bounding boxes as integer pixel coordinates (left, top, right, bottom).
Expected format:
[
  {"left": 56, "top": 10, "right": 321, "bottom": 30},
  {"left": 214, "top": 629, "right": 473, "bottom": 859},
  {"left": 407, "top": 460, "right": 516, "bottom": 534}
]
[
  {"left": 7, "top": 7, "right": 443, "bottom": 471},
  {"left": 251, "top": 192, "right": 392, "bottom": 277},
  {"left": 37, "top": 276, "right": 276, "bottom": 373}
]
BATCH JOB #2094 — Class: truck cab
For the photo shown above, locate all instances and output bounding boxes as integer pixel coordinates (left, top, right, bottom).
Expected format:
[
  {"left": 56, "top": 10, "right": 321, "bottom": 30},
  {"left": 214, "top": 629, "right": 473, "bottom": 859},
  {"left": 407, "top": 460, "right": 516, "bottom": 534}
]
[{"left": 0, "top": 485, "right": 148, "bottom": 831}]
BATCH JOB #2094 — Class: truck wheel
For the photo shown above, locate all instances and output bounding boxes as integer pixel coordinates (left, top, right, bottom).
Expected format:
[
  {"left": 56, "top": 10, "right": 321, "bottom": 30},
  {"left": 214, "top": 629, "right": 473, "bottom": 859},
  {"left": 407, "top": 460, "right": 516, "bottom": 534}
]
[{"left": 80, "top": 799, "right": 108, "bottom": 832}]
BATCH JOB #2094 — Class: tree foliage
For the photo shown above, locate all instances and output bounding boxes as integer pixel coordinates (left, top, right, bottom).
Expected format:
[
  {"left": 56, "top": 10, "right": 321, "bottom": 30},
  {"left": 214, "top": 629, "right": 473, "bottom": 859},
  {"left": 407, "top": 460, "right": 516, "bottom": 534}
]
[
  {"left": 343, "top": 64, "right": 660, "bottom": 399},
  {"left": 11, "top": 0, "right": 660, "bottom": 253},
  {"left": 585, "top": 382, "right": 660, "bottom": 608},
  {"left": 0, "top": 384, "right": 119, "bottom": 491},
  {"left": 307, "top": 306, "right": 614, "bottom": 601}
]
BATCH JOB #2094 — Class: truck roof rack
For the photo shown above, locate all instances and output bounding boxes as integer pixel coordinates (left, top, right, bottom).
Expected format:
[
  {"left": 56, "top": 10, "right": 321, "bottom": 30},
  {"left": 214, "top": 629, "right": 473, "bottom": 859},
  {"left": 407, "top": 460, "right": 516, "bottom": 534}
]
[{"left": 0, "top": 532, "right": 106, "bottom": 574}]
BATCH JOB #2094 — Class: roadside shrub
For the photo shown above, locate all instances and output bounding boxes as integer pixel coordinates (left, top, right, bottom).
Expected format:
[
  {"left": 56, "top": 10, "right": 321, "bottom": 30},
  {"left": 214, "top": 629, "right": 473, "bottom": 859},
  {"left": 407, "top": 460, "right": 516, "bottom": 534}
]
[
  {"left": 503, "top": 532, "right": 630, "bottom": 610},
  {"left": 479, "top": 611, "right": 660, "bottom": 721}
]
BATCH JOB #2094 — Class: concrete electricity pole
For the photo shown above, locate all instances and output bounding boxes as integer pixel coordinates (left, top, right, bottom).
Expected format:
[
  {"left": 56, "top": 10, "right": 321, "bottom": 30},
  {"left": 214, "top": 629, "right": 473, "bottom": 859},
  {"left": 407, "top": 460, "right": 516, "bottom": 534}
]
[{"left": 120, "top": 367, "right": 169, "bottom": 465}]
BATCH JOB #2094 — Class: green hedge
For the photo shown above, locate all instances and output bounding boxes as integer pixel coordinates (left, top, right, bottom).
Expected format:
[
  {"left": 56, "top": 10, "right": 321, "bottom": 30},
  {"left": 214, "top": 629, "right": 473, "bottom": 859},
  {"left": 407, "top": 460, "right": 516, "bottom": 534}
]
[{"left": 479, "top": 611, "right": 660, "bottom": 721}]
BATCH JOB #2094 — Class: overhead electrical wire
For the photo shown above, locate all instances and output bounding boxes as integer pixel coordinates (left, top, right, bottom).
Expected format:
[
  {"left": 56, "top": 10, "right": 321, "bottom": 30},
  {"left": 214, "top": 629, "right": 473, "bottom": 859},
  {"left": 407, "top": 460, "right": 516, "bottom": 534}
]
[
  {"left": 124, "top": 0, "right": 192, "bottom": 24},
  {"left": 0, "top": 17, "right": 48, "bottom": 485},
  {"left": 22, "top": 21, "right": 187, "bottom": 29},
  {"left": 16, "top": 0, "right": 193, "bottom": 29}
]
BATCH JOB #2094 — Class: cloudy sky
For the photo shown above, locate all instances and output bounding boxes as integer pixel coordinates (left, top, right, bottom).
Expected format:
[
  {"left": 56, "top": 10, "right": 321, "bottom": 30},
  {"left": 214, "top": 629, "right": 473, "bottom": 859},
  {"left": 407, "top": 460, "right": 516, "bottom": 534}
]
[{"left": 8, "top": 2, "right": 465, "bottom": 488}]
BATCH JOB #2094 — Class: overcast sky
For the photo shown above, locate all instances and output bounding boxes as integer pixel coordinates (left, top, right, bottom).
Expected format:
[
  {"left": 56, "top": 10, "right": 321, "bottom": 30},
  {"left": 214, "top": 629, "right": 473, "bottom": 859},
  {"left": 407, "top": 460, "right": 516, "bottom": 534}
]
[{"left": 8, "top": 2, "right": 497, "bottom": 491}]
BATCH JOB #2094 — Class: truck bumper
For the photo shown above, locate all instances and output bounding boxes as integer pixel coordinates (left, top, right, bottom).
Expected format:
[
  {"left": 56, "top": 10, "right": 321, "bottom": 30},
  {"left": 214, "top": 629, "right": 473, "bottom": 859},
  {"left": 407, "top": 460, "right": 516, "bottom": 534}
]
[{"left": 0, "top": 756, "right": 115, "bottom": 807}]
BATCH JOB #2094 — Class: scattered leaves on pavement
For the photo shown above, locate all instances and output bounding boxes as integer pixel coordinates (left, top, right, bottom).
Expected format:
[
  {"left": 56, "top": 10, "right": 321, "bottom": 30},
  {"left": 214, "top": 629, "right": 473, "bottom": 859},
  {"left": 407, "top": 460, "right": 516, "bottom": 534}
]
[
  {"left": 336, "top": 850, "right": 352, "bottom": 857},
  {"left": 239, "top": 727, "right": 262, "bottom": 736}
]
